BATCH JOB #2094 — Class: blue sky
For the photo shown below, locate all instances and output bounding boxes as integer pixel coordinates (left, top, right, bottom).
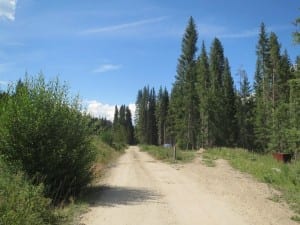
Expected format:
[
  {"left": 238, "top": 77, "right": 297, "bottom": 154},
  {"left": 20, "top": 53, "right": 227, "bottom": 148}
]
[{"left": 0, "top": 0, "right": 299, "bottom": 120}]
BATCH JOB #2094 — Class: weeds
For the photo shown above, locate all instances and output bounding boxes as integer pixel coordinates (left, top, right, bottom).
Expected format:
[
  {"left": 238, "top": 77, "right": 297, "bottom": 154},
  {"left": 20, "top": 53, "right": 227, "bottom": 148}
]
[
  {"left": 140, "top": 145, "right": 195, "bottom": 163},
  {"left": 203, "top": 148, "right": 300, "bottom": 219}
]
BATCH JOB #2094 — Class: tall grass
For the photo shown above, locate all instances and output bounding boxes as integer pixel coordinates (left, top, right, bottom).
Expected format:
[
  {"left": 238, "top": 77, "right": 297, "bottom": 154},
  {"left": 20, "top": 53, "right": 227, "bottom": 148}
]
[
  {"left": 203, "top": 148, "right": 300, "bottom": 219},
  {"left": 0, "top": 157, "right": 61, "bottom": 225},
  {"left": 140, "top": 145, "right": 195, "bottom": 162}
]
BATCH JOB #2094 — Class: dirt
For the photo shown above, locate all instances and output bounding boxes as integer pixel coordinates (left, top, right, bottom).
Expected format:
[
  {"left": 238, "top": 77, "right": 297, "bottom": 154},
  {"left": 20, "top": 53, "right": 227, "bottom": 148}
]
[{"left": 80, "top": 146, "right": 298, "bottom": 225}]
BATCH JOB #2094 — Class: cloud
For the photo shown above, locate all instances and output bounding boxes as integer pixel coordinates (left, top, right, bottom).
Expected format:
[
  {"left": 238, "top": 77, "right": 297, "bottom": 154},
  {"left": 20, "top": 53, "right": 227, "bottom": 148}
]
[
  {"left": 128, "top": 103, "right": 136, "bottom": 121},
  {"left": 219, "top": 29, "right": 258, "bottom": 39},
  {"left": 197, "top": 23, "right": 258, "bottom": 39},
  {"left": 198, "top": 23, "right": 291, "bottom": 39},
  {"left": 86, "top": 100, "right": 116, "bottom": 121},
  {"left": 81, "top": 16, "right": 167, "bottom": 35},
  {"left": 198, "top": 23, "right": 227, "bottom": 38},
  {"left": 0, "top": 80, "right": 8, "bottom": 85},
  {"left": 93, "top": 64, "right": 122, "bottom": 73},
  {"left": 0, "top": 0, "right": 17, "bottom": 21},
  {"left": 85, "top": 100, "right": 136, "bottom": 122}
]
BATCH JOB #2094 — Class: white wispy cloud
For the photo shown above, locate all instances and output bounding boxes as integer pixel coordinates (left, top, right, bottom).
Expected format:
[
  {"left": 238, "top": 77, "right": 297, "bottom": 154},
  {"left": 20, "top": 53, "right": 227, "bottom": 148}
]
[
  {"left": 81, "top": 16, "right": 167, "bottom": 35},
  {"left": 85, "top": 100, "right": 136, "bottom": 121},
  {"left": 198, "top": 23, "right": 291, "bottom": 39},
  {"left": 0, "top": 0, "right": 17, "bottom": 21},
  {"left": 0, "top": 80, "right": 8, "bottom": 85},
  {"left": 198, "top": 23, "right": 258, "bottom": 39},
  {"left": 93, "top": 64, "right": 122, "bottom": 73},
  {"left": 219, "top": 29, "right": 258, "bottom": 39}
]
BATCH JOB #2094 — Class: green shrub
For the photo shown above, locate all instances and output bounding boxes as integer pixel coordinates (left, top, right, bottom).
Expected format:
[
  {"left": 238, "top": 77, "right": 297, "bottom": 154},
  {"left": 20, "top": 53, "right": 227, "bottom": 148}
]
[
  {"left": 0, "top": 75, "right": 96, "bottom": 203},
  {"left": 0, "top": 157, "right": 60, "bottom": 225}
]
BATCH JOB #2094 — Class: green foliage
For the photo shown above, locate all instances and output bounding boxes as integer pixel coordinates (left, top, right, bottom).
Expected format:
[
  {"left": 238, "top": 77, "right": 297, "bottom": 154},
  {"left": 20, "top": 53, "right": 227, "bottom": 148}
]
[
  {"left": 0, "top": 75, "right": 96, "bottom": 204},
  {"left": 112, "top": 105, "right": 134, "bottom": 146},
  {"left": 140, "top": 145, "right": 195, "bottom": 162},
  {"left": 236, "top": 70, "right": 255, "bottom": 150},
  {"left": 168, "top": 17, "right": 199, "bottom": 149},
  {"left": 293, "top": 15, "right": 300, "bottom": 44},
  {"left": 135, "top": 20, "right": 299, "bottom": 157},
  {"left": 203, "top": 148, "right": 300, "bottom": 216},
  {"left": 156, "top": 87, "right": 169, "bottom": 145},
  {"left": 135, "top": 86, "right": 158, "bottom": 145},
  {"left": 0, "top": 157, "right": 61, "bottom": 225},
  {"left": 196, "top": 42, "right": 210, "bottom": 147}
]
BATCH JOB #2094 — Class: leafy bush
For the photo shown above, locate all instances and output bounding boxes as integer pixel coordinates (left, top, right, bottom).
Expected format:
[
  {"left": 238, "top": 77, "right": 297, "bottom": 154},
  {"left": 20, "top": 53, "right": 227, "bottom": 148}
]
[
  {"left": 0, "top": 75, "right": 96, "bottom": 203},
  {"left": 0, "top": 157, "right": 60, "bottom": 225}
]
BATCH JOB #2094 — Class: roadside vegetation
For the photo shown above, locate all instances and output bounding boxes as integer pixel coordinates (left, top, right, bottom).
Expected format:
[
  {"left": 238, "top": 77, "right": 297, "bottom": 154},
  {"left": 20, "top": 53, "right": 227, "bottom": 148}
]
[
  {"left": 0, "top": 75, "right": 126, "bottom": 224},
  {"left": 140, "top": 145, "right": 195, "bottom": 163},
  {"left": 203, "top": 148, "right": 300, "bottom": 221}
]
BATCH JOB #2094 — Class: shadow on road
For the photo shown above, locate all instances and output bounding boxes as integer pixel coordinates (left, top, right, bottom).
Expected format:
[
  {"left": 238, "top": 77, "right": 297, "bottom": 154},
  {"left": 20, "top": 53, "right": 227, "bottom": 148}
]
[{"left": 82, "top": 185, "right": 161, "bottom": 207}]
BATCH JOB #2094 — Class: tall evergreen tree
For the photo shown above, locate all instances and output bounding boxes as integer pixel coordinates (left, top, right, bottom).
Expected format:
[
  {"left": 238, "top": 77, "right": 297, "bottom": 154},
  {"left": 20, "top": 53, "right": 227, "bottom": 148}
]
[
  {"left": 254, "top": 23, "right": 271, "bottom": 152},
  {"left": 125, "top": 106, "right": 135, "bottom": 145},
  {"left": 196, "top": 42, "right": 210, "bottom": 147},
  {"left": 169, "top": 16, "right": 199, "bottom": 149},
  {"left": 236, "top": 69, "right": 255, "bottom": 149},
  {"left": 156, "top": 87, "right": 169, "bottom": 145},
  {"left": 222, "top": 58, "right": 238, "bottom": 146},
  {"left": 209, "top": 38, "right": 226, "bottom": 146},
  {"left": 135, "top": 86, "right": 158, "bottom": 145},
  {"left": 293, "top": 15, "right": 300, "bottom": 44},
  {"left": 147, "top": 88, "right": 158, "bottom": 145}
]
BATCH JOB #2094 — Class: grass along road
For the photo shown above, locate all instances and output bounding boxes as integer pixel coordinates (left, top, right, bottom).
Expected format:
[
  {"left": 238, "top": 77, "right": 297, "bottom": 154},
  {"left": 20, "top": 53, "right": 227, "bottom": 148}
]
[{"left": 80, "top": 146, "right": 297, "bottom": 225}]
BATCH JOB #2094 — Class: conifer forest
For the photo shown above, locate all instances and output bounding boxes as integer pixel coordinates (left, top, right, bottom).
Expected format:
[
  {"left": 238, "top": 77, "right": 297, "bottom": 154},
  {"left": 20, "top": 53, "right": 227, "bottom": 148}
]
[{"left": 134, "top": 17, "right": 300, "bottom": 156}]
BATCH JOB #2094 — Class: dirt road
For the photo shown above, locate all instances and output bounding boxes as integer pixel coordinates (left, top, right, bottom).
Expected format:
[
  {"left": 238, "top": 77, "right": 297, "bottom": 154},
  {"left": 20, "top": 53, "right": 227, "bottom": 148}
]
[{"left": 81, "top": 146, "right": 297, "bottom": 225}]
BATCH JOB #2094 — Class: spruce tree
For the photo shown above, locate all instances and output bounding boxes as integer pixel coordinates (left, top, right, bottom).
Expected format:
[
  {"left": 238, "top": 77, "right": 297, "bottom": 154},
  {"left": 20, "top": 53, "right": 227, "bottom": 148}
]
[
  {"left": 236, "top": 69, "right": 255, "bottom": 149},
  {"left": 254, "top": 23, "right": 271, "bottom": 152},
  {"left": 169, "top": 16, "right": 199, "bottom": 149},
  {"left": 125, "top": 106, "right": 135, "bottom": 145},
  {"left": 156, "top": 87, "right": 169, "bottom": 145},
  {"left": 222, "top": 58, "right": 238, "bottom": 146},
  {"left": 209, "top": 38, "right": 226, "bottom": 146},
  {"left": 135, "top": 86, "right": 158, "bottom": 145},
  {"left": 196, "top": 42, "right": 210, "bottom": 147},
  {"left": 147, "top": 88, "right": 158, "bottom": 145}
]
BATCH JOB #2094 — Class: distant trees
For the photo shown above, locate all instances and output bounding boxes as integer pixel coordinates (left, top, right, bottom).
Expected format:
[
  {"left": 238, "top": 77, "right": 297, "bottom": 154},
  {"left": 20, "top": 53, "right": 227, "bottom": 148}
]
[
  {"left": 156, "top": 87, "right": 169, "bottom": 145},
  {"left": 135, "top": 86, "right": 158, "bottom": 145},
  {"left": 112, "top": 104, "right": 134, "bottom": 147},
  {"left": 134, "top": 18, "right": 300, "bottom": 155}
]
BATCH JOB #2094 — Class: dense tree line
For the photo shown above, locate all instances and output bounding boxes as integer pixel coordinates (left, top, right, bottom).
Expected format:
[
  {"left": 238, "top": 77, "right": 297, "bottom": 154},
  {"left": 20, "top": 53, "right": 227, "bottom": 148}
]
[
  {"left": 112, "top": 105, "right": 135, "bottom": 146},
  {"left": 135, "top": 17, "right": 300, "bottom": 155}
]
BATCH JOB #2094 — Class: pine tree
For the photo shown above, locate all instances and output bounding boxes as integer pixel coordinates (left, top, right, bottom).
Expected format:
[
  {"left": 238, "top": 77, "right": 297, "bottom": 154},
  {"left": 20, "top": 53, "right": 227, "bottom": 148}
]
[
  {"left": 135, "top": 86, "right": 158, "bottom": 145},
  {"left": 169, "top": 16, "right": 199, "bottom": 149},
  {"left": 254, "top": 23, "right": 271, "bottom": 152},
  {"left": 125, "top": 106, "right": 135, "bottom": 145},
  {"left": 196, "top": 42, "right": 210, "bottom": 147},
  {"left": 293, "top": 16, "right": 300, "bottom": 44},
  {"left": 156, "top": 87, "right": 169, "bottom": 145},
  {"left": 236, "top": 69, "right": 255, "bottom": 149},
  {"left": 147, "top": 88, "right": 158, "bottom": 145},
  {"left": 222, "top": 58, "right": 238, "bottom": 146},
  {"left": 135, "top": 87, "right": 148, "bottom": 144},
  {"left": 209, "top": 38, "right": 226, "bottom": 146}
]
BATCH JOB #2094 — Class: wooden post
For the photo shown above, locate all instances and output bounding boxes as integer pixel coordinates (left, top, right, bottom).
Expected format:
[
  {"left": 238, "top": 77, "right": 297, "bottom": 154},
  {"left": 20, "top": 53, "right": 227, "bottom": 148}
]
[{"left": 173, "top": 145, "right": 177, "bottom": 161}]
